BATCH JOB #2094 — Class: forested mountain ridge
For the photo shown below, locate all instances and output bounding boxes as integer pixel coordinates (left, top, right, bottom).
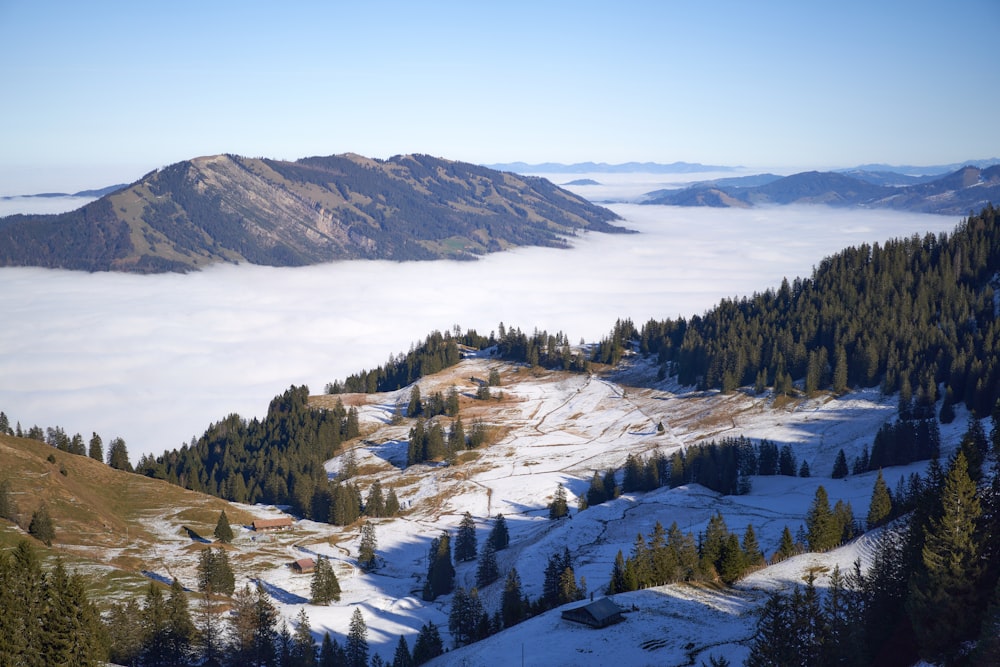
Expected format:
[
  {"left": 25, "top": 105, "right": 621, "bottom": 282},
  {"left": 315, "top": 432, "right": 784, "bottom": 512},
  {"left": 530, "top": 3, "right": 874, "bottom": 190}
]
[
  {"left": 643, "top": 164, "right": 1000, "bottom": 214},
  {"left": 605, "top": 205, "right": 1000, "bottom": 419},
  {"left": 0, "top": 153, "right": 627, "bottom": 273}
]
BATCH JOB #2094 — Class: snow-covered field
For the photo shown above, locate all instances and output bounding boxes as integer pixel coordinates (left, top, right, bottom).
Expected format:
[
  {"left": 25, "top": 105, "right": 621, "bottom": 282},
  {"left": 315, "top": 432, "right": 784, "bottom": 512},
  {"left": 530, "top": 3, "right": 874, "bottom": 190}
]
[{"left": 124, "top": 353, "right": 972, "bottom": 665}]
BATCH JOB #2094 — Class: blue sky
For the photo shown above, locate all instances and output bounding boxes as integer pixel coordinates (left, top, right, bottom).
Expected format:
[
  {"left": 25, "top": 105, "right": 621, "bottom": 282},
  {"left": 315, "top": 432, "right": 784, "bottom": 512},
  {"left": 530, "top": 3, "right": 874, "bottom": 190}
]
[{"left": 1, "top": 0, "right": 998, "bottom": 193}]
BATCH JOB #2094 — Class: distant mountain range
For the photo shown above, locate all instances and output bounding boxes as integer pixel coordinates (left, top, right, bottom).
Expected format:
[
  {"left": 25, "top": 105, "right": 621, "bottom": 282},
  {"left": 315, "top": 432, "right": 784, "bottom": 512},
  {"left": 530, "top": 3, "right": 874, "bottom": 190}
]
[
  {"left": 0, "top": 153, "right": 628, "bottom": 273},
  {"left": 641, "top": 165, "right": 1000, "bottom": 215},
  {"left": 0, "top": 184, "right": 128, "bottom": 200},
  {"left": 485, "top": 161, "right": 738, "bottom": 174}
]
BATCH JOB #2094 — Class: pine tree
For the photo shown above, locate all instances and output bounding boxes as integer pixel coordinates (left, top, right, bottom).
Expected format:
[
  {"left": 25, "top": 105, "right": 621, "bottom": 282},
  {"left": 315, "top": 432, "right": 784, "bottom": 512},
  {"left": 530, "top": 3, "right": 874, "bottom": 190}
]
[
  {"left": 311, "top": 556, "right": 341, "bottom": 604},
  {"left": 488, "top": 513, "right": 509, "bottom": 550},
  {"left": 140, "top": 582, "right": 171, "bottom": 667},
  {"left": 412, "top": 623, "right": 443, "bottom": 665},
  {"left": 500, "top": 567, "right": 526, "bottom": 628},
  {"left": 746, "top": 592, "right": 796, "bottom": 666},
  {"left": 28, "top": 503, "right": 55, "bottom": 546},
  {"left": 831, "top": 449, "right": 849, "bottom": 478},
  {"left": 475, "top": 538, "right": 499, "bottom": 588},
  {"left": 384, "top": 487, "right": 400, "bottom": 516},
  {"left": 344, "top": 608, "right": 368, "bottom": 667},
  {"left": 742, "top": 524, "right": 765, "bottom": 567},
  {"left": 391, "top": 634, "right": 413, "bottom": 667},
  {"left": 406, "top": 385, "right": 423, "bottom": 418},
  {"left": 866, "top": 469, "right": 893, "bottom": 530},
  {"left": 291, "top": 608, "right": 317, "bottom": 667},
  {"left": 198, "top": 547, "right": 235, "bottom": 596},
  {"left": 455, "top": 511, "right": 477, "bottom": 562},
  {"left": 548, "top": 482, "right": 568, "bottom": 519},
  {"left": 164, "top": 578, "right": 195, "bottom": 664},
  {"left": 806, "top": 485, "right": 837, "bottom": 552},
  {"left": 773, "top": 525, "right": 798, "bottom": 562},
  {"left": 88, "top": 432, "right": 103, "bottom": 462},
  {"left": 907, "top": 450, "right": 984, "bottom": 662},
  {"left": 359, "top": 521, "right": 378, "bottom": 570},
  {"left": 107, "top": 437, "right": 132, "bottom": 471},
  {"left": 424, "top": 533, "right": 455, "bottom": 600},
  {"left": 365, "top": 481, "right": 385, "bottom": 517},
  {"left": 213, "top": 510, "right": 234, "bottom": 543},
  {"left": 607, "top": 549, "right": 630, "bottom": 593}
]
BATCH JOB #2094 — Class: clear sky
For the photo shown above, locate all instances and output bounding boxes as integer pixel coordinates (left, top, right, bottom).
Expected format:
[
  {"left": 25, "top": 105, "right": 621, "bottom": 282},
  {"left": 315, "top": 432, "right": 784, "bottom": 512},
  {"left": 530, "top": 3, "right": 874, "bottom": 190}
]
[{"left": 1, "top": 0, "right": 998, "bottom": 194}]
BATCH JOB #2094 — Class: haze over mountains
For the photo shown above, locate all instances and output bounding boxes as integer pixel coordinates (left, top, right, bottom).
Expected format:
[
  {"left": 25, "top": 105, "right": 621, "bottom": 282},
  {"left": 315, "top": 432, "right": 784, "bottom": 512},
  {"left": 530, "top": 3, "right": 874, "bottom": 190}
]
[{"left": 641, "top": 164, "right": 1000, "bottom": 214}]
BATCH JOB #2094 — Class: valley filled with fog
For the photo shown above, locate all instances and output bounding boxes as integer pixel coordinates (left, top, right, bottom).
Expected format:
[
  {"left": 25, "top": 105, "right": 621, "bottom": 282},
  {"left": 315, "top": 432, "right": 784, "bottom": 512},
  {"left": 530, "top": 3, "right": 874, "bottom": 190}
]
[{"left": 0, "top": 183, "right": 963, "bottom": 460}]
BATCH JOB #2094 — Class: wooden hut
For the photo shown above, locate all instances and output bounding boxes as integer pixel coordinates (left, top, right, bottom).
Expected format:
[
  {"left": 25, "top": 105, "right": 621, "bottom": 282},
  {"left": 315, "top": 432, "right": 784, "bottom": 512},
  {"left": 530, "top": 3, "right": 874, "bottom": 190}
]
[
  {"left": 291, "top": 558, "right": 316, "bottom": 574},
  {"left": 560, "top": 597, "right": 625, "bottom": 629},
  {"left": 252, "top": 517, "right": 294, "bottom": 532}
]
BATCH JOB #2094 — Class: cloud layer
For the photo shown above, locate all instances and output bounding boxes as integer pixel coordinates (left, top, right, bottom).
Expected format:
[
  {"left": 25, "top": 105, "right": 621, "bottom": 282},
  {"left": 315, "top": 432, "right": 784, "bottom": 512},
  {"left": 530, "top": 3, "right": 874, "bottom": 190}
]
[{"left": 0, "top": 202, "right": 961, "bottom": 460}]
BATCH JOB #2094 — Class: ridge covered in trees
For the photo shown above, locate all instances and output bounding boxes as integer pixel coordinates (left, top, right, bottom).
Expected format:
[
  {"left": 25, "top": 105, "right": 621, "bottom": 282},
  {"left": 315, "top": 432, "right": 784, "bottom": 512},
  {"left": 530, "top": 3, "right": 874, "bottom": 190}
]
[{"left": 603, "top": 205, "right": 999, "bottom": 416}]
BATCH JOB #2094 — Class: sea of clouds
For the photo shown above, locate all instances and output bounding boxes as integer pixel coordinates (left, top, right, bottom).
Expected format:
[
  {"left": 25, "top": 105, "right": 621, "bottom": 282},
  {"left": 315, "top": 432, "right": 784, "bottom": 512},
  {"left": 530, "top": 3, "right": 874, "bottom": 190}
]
[{"left": 0, "top": 187, "right": 963, "bottom": 461}]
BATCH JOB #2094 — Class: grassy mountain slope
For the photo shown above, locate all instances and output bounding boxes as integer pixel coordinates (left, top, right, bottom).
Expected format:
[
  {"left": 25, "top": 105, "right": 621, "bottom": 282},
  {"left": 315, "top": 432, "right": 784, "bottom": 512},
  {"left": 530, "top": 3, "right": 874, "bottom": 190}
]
[
  {"left": 0, "top": 153, "right": 628, "bottom": 273},
  {"left": 0, "top": 434, "right": 259, "bottom": 596}
]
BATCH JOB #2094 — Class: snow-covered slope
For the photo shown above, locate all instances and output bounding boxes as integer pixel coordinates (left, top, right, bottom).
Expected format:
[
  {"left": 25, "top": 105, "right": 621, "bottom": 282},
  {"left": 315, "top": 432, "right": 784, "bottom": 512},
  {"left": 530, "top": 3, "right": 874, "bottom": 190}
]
[{"left": 124, "top": 353, "right": 973, "bottom": 665}]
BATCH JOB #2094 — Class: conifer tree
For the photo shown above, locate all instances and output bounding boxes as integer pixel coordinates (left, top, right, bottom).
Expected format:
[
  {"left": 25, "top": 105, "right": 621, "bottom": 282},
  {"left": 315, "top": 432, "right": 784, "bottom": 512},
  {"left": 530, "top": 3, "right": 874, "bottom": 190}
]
[
  {"left": 866, "top": 469, "right": 893, "bottom": 530},
  {"left": 365, "top": 480, "right": 385, "bottom": 517},
  {"left": 88, "top": 432, "right": 103, "bottom": 462},
  {"left": 311, "top": 556, "right": 341, "bottom": 604},
  {"left": 213, "top": 510, "right": 234, "bottom": 543},
  {"left": 907, "top": 450, "right": 984, "bottom": 662},
  {"left": 412, "top": 622, "right": 443, "bottom": 665},
  {"left": 741, "top": 524, "right": 765, "bottom": 567},
  {"left": 346, "top": 607, "right": 369, "bottom": 667},
  {"left": 488, "top": 513, "right": 509, "bottom": 551},
  {"left": 806, "top": 486, "right": 837, "bottom": 551},
  {"left": 548, "top": 482, "right": 568, "bottom": 519},
  {"left": 384, "top": 487, "right": 400, "bottom": 516},
  {"left": 831, "top": 449, "right": 849, "bottom": 478},
  {"left": 455, "top": 511, "right": 477, "bottom": 562},
  {"left": 391, "top": 634, "right": 413, "bottom": 667},
  {"left": 164, "top": 578, "right": 195, "bottom": 664},
  {"left": 773, "top": 525, "right": 798, "bottom": 562},
  {"left": 291, "top": 608, "right": 317, "bottom": 667},
  {"left": 107, "top": 436, "right": 132, "bottom": 471},
  {"left": 607, "top": 549, "right": 630, "bottom": 593},
  {"left": 500, "top": 567, "right": 526, "bottom": 628},
  {"left": 359, "top": 521, "right": 378, "bottom": 570},
  {"left": 746, "top": 592, "right": 795, "bottom": 666},
  {"left": 28, "top": 503, "right": 55, "bottom": 546},
  {"left": 476, "top": 538, "right": 499, "bottom": 588}
]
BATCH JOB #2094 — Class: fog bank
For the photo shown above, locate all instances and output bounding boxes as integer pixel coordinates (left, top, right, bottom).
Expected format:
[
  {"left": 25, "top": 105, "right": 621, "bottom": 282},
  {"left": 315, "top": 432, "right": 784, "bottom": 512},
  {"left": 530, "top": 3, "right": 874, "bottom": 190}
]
[{"left": 0, "top": 203, "right": 961, "bottom": 460}]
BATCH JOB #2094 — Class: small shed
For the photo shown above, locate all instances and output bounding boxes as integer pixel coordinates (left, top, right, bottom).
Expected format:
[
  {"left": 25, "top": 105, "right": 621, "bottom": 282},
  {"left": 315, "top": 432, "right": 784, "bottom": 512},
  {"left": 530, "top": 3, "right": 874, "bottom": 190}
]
[
  {"left": 252, "top": 517, "right": 294, "bottom": 532},
  {"left": 561, "top": 597, "right": 625, "bottom": 629},
  {"left": 291, "top": 558, "right": 316, "bottom": 575}
]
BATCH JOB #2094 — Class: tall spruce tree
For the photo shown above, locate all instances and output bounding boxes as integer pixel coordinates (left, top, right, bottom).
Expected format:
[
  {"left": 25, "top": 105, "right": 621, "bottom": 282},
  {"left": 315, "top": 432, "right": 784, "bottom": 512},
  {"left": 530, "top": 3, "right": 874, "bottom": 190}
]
[
  {"left": 548, "top": 482, "right": 568, "bottom": 519},
  {"left": 907, "top": 450, "right": 984, "bottom": 663},
  {"left": 358, "top": 521, "right": 378, "bottom": 570},
  {"left": 455, "top": 511, "right": 477, "bottom": 562},
  {"left": 475, "top": 539, "right": 499, "bottom": 588},
  {"left": 311, "top": 556, "right": 341, "bottom": 605},
  {"left": 488, "top": 513, "right": 509, "bottom": 550},
  {"left": 213, "top": 510, "right": 234, "bottom": 543},
  {"left": 866, "top": 470, "right": 893, "bottom": 530},
  {"left": 346, "top": 608, "right": 369, "bottom": 667}
]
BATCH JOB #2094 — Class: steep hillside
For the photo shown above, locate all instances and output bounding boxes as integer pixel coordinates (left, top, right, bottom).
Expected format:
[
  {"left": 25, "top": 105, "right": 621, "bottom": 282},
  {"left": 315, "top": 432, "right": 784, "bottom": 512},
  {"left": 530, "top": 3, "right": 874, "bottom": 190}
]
[
  {"left": 0, "top": 434, "right": 260, "bottom": 594},
  {"left": 0, "top": 153, "right": 628, "bottom": 273}
]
